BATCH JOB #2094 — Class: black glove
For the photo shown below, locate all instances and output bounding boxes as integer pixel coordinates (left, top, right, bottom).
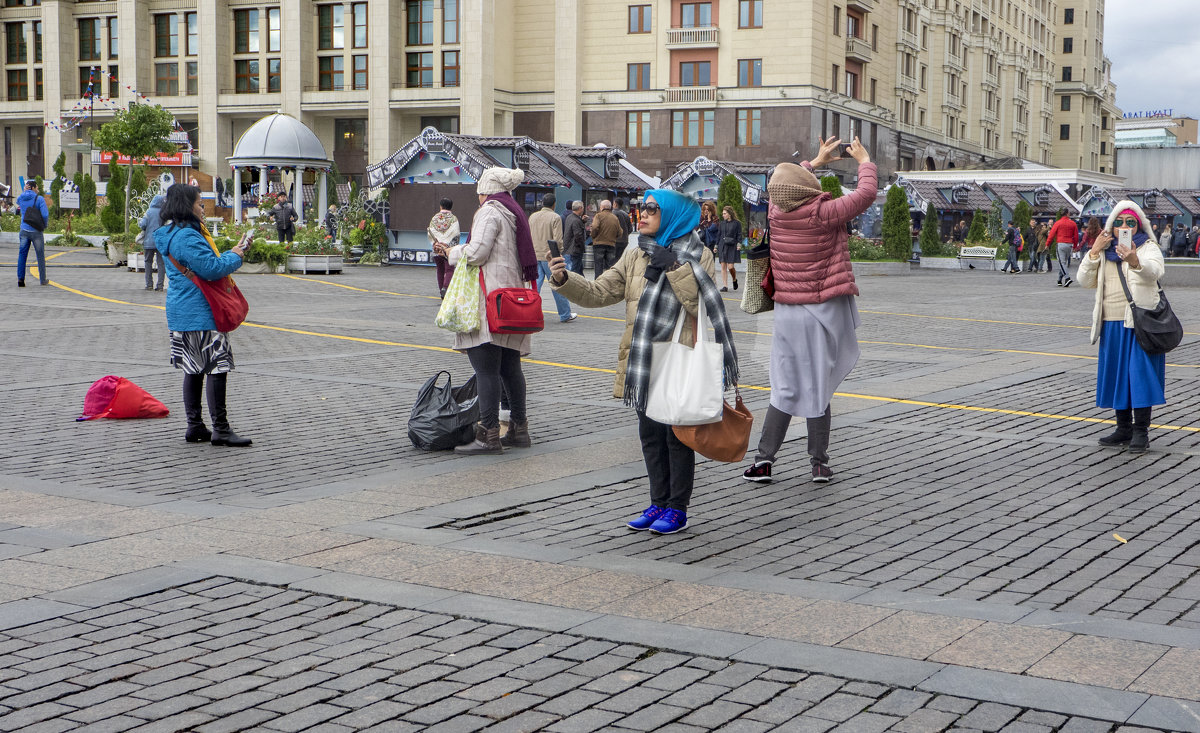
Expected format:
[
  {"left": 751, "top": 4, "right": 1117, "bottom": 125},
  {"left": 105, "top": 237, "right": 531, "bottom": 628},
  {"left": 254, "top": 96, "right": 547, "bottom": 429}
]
[{"left": 644, "top": 246, "right": 677, "bottom": 283}]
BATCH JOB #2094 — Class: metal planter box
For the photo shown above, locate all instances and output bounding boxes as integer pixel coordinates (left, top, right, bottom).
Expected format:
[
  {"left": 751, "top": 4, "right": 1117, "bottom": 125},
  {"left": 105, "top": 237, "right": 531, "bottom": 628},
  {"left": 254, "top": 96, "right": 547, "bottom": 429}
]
[{"left": 286, "top": 255, "right": 343, "bottom": 274}]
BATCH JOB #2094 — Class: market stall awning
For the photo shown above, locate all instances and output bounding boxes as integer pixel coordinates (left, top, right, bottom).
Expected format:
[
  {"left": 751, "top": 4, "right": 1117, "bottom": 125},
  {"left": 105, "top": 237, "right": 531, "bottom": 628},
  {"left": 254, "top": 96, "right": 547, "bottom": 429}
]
[
  {"left": 367, "top": 127, "right": 570, "bottom": 189},
  {"left": 661, "top": 156, "right": 772, "bottom": 204},
  {"left": 535, "top": 142, "right": 650, "bottom": 192}
]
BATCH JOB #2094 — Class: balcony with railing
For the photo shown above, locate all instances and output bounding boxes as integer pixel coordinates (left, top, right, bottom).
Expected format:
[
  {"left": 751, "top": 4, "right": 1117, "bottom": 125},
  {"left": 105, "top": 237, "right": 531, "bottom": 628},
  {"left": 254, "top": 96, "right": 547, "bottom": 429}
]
[
  {"left": 895, "top": 75, "right": 919, "bottom": 96},
  {"left": 845, "top": 37, "right": 873, "bottom": 62},
  {"left": 1012, "top": 120, "right": 1029, "bottom": 136},
  {"left": 982, "top": 70, "right": 999, "bottom": 89},
  {"left": 846, "top": 0, "right": 876, "bottom": 11},
  {"left": 982, "top": 108, "right": 999, "bottom": 125},
  {"left": 665, "top": 85, "right": 717, "bottom": 103},
  {"left": 897, "top": 29, "right": 919, "bottom": 51},
  {"left": 666, "top": 26, "right": 719, "bottom": 48}
]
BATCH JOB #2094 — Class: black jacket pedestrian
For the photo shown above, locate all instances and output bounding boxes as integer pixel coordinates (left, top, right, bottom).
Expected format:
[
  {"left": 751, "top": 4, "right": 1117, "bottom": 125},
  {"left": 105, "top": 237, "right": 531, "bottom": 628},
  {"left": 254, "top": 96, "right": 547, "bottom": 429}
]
[
  {"left": 563, "top": 212, "right": 586, "bottom": 258},
  {"left": 271, "top": 202, "right": 298, "bottom": 231}
]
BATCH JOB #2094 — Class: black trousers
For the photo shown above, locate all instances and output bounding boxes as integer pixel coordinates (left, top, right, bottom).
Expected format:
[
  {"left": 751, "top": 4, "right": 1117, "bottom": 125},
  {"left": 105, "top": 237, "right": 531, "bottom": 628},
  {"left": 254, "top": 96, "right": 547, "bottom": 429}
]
[
  {"left": 465, "top": 343, "right": 526, "bottom": 430},
  {"left": 637, "top": 412, "right": 694, "bottom": 511},
  {"left": 754, "top": 404, "right": 831, "bottom": 467},
  {"left": 277, "top": 226, "right": 295, "bottom": 243},
  {"left": 592, "top": 245, "right": 616, "bottom": 278}
]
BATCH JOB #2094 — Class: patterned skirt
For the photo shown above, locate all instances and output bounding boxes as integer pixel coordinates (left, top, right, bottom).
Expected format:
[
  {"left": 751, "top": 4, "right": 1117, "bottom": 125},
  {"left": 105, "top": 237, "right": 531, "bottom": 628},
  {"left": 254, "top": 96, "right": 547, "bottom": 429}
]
[{"left": 170, "top": 330, "right": 235, "bottom": 375}]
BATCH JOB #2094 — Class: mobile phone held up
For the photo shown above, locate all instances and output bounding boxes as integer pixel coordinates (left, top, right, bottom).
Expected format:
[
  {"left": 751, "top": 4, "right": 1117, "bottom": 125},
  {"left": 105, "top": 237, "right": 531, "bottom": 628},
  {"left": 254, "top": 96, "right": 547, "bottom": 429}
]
[
  {"left": 1118, "top": 228, "right": 1132, "bottom": 248},
  {"left": 547, "top": 239, "right": 561, "bottom": 260},
  {"left": 239, "top": 232, "right": 254, "bottom": 250}
]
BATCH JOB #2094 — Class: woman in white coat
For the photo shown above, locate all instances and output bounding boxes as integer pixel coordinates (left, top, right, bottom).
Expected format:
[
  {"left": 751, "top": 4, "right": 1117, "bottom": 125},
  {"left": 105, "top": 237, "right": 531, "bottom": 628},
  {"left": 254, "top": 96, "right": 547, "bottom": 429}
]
[{"left": 1075, "top": 201, "right": 1166, "bottom": 452}]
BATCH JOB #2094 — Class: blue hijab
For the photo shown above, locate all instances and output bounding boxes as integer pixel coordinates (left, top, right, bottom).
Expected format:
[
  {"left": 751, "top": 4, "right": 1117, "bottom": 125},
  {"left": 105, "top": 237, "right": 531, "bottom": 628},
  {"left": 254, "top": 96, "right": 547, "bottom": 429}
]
[{"left": 644, "top": 189, "right": 700, "bottom": 247}]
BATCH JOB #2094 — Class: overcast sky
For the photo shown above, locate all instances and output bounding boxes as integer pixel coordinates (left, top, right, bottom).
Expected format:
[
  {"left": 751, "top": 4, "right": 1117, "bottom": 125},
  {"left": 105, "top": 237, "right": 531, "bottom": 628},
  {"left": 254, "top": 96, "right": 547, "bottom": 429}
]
[{"left": 1105, "top": 1, "right": 1200, "bottom": 118}]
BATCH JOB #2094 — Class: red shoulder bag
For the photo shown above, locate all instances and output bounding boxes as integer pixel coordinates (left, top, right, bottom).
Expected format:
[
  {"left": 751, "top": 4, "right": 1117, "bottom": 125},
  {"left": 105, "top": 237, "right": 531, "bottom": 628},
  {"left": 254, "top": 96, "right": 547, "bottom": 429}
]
[{"left": 479, "top": 270, "right": 544, "bottom": 335}]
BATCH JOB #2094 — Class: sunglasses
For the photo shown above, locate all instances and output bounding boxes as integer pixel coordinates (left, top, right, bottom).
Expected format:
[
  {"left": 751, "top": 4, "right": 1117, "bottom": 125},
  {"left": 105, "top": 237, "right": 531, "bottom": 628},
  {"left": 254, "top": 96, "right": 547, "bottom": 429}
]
[
  {"left": 1113, "top": 217, "right": 1138, "bottom": 228},
  {"left": 641, "top": 203, "right": 661, "bottom": 215}
]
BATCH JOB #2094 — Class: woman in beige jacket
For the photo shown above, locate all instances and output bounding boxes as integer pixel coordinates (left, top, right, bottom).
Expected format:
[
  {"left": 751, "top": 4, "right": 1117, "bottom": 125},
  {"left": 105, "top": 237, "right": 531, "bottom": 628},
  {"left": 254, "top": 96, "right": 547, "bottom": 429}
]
[
  {"left": 1075, "top": 200, "right": 1166, "bottom": 452},
  {"left": 447, "top": 168, "right": 540, "bottom": 455}
]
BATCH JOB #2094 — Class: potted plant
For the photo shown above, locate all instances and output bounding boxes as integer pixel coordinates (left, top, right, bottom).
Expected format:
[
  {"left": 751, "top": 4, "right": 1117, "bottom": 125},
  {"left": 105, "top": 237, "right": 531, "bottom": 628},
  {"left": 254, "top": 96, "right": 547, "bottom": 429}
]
[
  {"left": 105, "top": 232, "right": 132, "bottom": 265},
  {"left": 286, "top": 225, "right": 343, "bottom": 274},
  {"left": 241, "top": 239, "right": 288, "bottom": 274},
  {"left": 125, "top": 230, "right": 145, "bottom": 271}
]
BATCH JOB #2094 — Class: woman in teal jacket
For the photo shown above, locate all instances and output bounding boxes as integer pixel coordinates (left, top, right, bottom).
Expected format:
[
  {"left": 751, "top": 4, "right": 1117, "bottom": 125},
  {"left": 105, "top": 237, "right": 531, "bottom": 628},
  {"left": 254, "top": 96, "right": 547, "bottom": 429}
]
[{"left": 156, "top": 184, "right": 252, "bottom": 446}]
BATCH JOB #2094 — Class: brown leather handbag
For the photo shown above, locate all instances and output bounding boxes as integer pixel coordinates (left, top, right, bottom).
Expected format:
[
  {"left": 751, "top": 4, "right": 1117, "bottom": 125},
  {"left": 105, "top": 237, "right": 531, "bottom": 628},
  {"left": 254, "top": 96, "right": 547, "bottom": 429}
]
[{"left": 673, "top": 390, "right": 754, "bottom": 463}]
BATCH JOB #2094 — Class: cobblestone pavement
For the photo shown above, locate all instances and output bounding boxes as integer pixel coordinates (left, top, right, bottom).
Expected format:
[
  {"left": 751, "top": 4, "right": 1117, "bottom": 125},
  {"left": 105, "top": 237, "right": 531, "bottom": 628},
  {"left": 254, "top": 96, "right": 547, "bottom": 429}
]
[
  {"left": 0, "top": 577, "right": 1176, "bottom": 733},
  {"left": 4, "top": 244, "right": 1200, "bottom": 731}
]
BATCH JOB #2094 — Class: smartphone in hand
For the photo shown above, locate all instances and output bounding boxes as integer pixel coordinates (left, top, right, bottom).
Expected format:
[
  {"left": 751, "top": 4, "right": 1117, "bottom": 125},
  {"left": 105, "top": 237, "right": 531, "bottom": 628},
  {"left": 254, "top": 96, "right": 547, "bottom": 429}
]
[
  {"left": 547, "top": 239, "right": 561, "bottom": 260},
  {"left": 1118, "top": 228, "right": 1132, "bottom": 247},
  {"left": 239, "top": 232, "right": 254, "bottom": 250}
]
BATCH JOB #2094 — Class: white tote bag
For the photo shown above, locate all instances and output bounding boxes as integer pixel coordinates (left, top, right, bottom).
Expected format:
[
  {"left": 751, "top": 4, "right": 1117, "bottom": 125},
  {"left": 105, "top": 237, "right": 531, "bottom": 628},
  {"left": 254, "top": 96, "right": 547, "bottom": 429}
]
[{"left": 644, "top": 301, "right": 725, "bottom": 426}]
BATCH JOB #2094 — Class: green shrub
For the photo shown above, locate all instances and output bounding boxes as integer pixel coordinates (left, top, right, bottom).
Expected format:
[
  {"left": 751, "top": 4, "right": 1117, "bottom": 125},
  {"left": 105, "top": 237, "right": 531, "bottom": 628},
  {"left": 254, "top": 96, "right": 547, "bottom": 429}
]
[
  {"left": 919, "top": 202, "right": 942, "bottom": 255},
  {"left": 245, "top": 240, "right": 288, "bottom": 268},
  {"left": 47, "top": 232, "right": 89, "bottom": 247},
  {"left": 102, "top": 160, "right": 126, "bottom": 234},
  {"left": 47, "top": 213, "right": 106, "bottom": 234},
  {"left": 848, "top": 236, "right": 888, "bottom": 261},
  {"left": 716, "top": 174, "right": 747, "bottom": 230},
  {"left": 1013, "top": 199, "right": 1032, "bottom": 232},
  {"left": 289, "top": 225, "right": 341, "bottom": 255},
  {"left": 78, "top": 173, "right": 97, "bottom": 215},
  {"left": 986, "top": 198, "right": 1004, "bottom": 242},
  {"left": 966, "top": 211, "right": 988, "bottom": 242},
  {"left": 50, "top": 152, "right": 65, "bottom": 218},
  {"left": 1, "top": 212, "right": 20, "bottom": 232},
  {"left": 881, "top": 185, "right": 912, "bottom": 260},
  {"left": 357, "top": 250, "right": 381, "bottom": 265},
  {"left": 820, "top": 175, "right": 843, "bottom": 200}
]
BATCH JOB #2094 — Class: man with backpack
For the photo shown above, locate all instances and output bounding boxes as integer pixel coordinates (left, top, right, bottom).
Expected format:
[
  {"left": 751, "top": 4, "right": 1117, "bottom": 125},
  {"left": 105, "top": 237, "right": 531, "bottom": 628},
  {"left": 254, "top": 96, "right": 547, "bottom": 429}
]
[{"left": 16, "top": 180, "right": 49, "bottom": 287}]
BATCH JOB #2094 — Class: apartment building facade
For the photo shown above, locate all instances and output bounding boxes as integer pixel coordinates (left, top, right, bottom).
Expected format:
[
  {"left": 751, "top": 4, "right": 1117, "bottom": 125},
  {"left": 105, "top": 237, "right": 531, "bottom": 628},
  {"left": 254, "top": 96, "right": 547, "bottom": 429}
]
[{"left": 0, "top": 0, "right": 1118, "bottom": 190}]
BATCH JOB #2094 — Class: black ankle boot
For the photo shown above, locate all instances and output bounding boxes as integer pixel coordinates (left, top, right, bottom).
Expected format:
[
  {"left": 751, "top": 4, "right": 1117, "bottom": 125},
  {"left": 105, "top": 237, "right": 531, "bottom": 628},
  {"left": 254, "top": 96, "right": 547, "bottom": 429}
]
[
  {"left": 500, "top": 418, "right": 531, "bottom": 448},
  {"left": 1098, "top": 409, "right": 1133, "bottom": 446},
  {"left": 206, "top": 373, "right": 252, "bottom": 447},
  {"left": 183, "top": 373, "right": 211, "bottom": 443},
  {"left": 1130, "top": 407, "right": 1152, "bottom": 453},
  {"left": 455, "top": 424, "right": 503, "bottom": 455}
]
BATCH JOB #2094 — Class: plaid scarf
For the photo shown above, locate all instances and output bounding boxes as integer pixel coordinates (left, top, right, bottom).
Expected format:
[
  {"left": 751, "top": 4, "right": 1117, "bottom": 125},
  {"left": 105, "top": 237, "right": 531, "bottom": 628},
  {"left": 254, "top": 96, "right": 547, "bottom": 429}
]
[{"left": 624, "top": 231, "right": 740, "bottom": 414}]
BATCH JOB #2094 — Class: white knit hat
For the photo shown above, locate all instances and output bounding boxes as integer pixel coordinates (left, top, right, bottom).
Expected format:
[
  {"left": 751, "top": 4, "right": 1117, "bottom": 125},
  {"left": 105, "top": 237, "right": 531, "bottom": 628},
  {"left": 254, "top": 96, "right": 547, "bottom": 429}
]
[{"left": 477, "top": 167, "right": 525, "bottom": 195}]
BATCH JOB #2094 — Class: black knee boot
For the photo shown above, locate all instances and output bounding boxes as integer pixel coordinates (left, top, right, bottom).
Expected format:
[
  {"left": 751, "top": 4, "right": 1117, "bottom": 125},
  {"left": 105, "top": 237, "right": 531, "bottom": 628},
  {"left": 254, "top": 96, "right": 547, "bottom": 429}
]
[
  {"left": 206, "top": 373, "right": 252, "bottom": 447},
  {"left": 183, "top": 373, "right": 210, "bottom": 443},
  {"left": 1130, "top": 407, "right": 1152, "bottom": 453},
  {"left": 1098, "top": 409, "right": 1133, "bottom": 446}
]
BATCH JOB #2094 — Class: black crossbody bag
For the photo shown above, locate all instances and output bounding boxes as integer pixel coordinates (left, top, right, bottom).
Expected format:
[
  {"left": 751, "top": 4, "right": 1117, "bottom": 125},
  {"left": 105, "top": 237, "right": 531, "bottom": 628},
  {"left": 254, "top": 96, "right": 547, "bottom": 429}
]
[{"left": 1115, "top": 263, "right": 1183, "bottom": 355}]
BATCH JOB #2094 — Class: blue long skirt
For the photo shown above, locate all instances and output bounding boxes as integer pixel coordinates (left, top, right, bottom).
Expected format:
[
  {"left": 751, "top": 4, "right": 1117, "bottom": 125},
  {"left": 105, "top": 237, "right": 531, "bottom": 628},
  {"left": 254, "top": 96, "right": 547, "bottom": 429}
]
[{"left": 1096, "top": 320, "right": 1165, "bottom": 409}]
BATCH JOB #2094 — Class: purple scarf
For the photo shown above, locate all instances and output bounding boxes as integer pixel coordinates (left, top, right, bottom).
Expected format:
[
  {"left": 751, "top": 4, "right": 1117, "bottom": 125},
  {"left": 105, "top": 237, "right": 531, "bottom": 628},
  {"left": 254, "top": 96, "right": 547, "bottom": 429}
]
[{"left": 477, "top": 192, "right": 538, "bottom": 283}]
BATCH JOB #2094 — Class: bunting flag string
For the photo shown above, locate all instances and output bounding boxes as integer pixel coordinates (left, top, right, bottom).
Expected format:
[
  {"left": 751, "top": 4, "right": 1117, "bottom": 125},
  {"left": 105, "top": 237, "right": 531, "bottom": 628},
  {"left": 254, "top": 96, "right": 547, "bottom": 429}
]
[
  {"left": 394, "top": 165, "right": 469, "bottom": 186},
  {"left": 44, "top": 66, "right": 189, "bottom": 140}
]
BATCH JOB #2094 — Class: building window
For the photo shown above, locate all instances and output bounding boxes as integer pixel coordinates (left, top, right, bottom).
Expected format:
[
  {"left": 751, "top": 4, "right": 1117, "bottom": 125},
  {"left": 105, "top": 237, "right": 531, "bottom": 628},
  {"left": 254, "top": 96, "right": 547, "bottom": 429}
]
[
  {"left": 442, "top": 50, "right": 459, "bottom": 87},
  {"left": 1062, "top": 66, "right": 1072, "bottom": 82},
  {"left": 78, "top": 67, "right": 92, "bottom": 97},
  {"left": 871, "top": 24, "right": 878, "bottom": 50},
  {"left": 352, "top": 3, "right": 367, "bottom": 48},
  {"left": 6, "top": 69, "right": 26, "bottom": 101},
  {"left": 739, "top": 0, "right": 762, "bottom": 28},
  {"left": 107, "top": 17, "right": 117, "bottom": 58},
  {"left": 680, "top": 2, "right": 712, "bottom": 27},
  {"left": 108, "top": 64, "right": 119, "bottom": 97},
  {"left": 267, "top": 58, "right": 280, "bottom": 92},
  {"left": 1059, "top": 124, "right": 1070, "bottom": 140},
  {"left": 234, "top": 59, "right": 258, "bottom": 93},
  {"left": 737, "top": 58, "right": 761, "bottom": 87},
  {"left": 406, "top": 51, "right": 432, "bottom": 88},
  {"left": 155, "top": 62, "right": 179, "bottom": 96},
  {"left": 832, "top": 6, "right": 841, "bottom": 36},
  {"left": 335, "top": 119, "right": 367, "bottom": 152},
  {"left": 266, "top": 8, "right": 280, "bottom": 53},
  {"left": 845, "top": 70, "right": 859, "bottom": 99},
  {"left": 185, "top": 61, "right": 197, "bottom": 95},
  {"left": 1064, "top": 8, "right": 1074, "bottom": 23},
  {"left": 422, "top": 115, "right": 459, "bottom": 133},
  {"left": 443, "top": 0, "right": 458, "bottom": 43},
  {"left": 352, "top": 54, "right": 368, "bottom": 90},
  {"left": 737, "top": 109, "right": 761, "bottom": 146},
  {"left": 5, "top": 23, "right": 25, "bottom": 64},
  {"left": 33, "top": 21, "right": 40, "bottom": 62},
  {"left": 831, "top": 63, "right": 839, "bottom": 93},
  {"left": 319, "top": 55, "right": 343, "bottom": 90},
  {"left": 1063, "top": 37, "right": 1073, "bottom": 53},
  {"left": 1060, "top": 95, "right": 1071, "bottom": 111},
  {"left": 628, "top": 5, "right": 651, "bottom": 33},
  {"left": 407, "top": 0, "right": 433, "bottom": 45},
  {"left": 679, "top": 61, "right": 710, "bottom": 86},
  {"left": 154, "top": 15, "right": 177, "bottom": 57},
  {"left": 671, "top": 109, "right": 714, "bottom": 147},
  {"left": 319, "top": 4, "right": 344, "bottom": 50},
  {"left": 1101, "top": 141, "right": 1107, "bottom": 155},
  {"left": 870, "top": 78, "right": 876, "bottom": 104},
  {"left": 79, "top": 18, "right": 101, "bottom": 61},
  {"left": 627, "top": 62, "right": 649, "bottom": 91},
  {"left": 627, "top": 111, "right": 650, "bottom": 148},
  {"left": 234, "top": 10, "right": 258, "bottom": 54},
  {"left": 34, "top": 67, "right": 40, "bottom": 100},
  {"left": 846, "top": 13, "right": 860, "bottom": 39},
  {"left": 185, "top": 13, "right": 197, "bottom": 55}
]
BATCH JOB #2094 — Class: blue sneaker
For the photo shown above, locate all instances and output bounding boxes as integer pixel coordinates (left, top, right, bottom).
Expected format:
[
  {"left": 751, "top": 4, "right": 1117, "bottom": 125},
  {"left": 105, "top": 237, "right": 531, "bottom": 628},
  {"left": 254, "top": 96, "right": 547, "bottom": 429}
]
[
  {"left": 627, "top": 505, "right": 666, "bottom": 531},
  {"left": 648, "top": 508, "right": 688, "bottom": 535}
]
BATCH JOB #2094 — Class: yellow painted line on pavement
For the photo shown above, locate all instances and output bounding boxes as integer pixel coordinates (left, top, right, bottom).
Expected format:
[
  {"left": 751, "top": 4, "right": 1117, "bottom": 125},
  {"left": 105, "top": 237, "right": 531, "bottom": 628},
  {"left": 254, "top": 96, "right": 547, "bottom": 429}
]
[{"left": 43, "top": 275, "right": 1200, "bottom": 433}]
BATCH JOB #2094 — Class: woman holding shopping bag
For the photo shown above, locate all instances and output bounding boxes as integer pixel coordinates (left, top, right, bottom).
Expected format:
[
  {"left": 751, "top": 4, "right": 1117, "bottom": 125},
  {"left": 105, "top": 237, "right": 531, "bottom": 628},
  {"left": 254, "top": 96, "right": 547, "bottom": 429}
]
[{"left": 549, "top": 190, "right": 738, "bottom": 535}]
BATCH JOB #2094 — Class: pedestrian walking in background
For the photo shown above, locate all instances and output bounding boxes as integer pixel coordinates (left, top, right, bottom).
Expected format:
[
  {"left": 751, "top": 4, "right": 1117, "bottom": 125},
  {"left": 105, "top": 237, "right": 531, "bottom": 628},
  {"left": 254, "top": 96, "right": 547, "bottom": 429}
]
[
  {"left": 563, "top": 200, "right": 587, "bottom": 276},
  {"left": 427, "top": 198, "right": 460, "bottom": 299},
  {"left": 590, "top": 199, "right": 623, "bottom": 278},
  {"left": 1076, "top": 202, "right": 1166, "bottom": 453},
  {"left": 614, "top": 197, "right": 633, "bottom": 259},
  {"left": 138, "top": 193, "right": 167, "bottom": 291},
  {"left": 528, "top": 193, "right": 576, "bottom": 323},
  {"left": 550, "top": 189, "right": 735, "bottom": 535},
  {"left": 699, "top": 201, "right": 719, "bottom": 257},
  {"left": 1159, "top": 225, "right": 1173, "bottom": 257},
  {"left": 950, "top": 219, "right": 968, "bottom": 245},
  {"left": 15, "top": 181, "right": 49, "bottom": 287},
  {"left": 1001, "top": 222, "right": 1020, "bottom": 273},
  {"left": 157, "top": 184, "right": 252, "bottom": 447},
  {"left": 270, "top": 193, "right": 298, "bottom": 243},
  {"left": 717, "top": 205, "right": 742, "bottom": 292},
  {"left": 1048, "top": 210, "right": 1079, "bottom": 286},
  {"left": 447, "top": 168, "right": 537, "bottom": 455},
  {"left": 324, "top": 204, "right": 338, "bottom": 239},
  {"left": 742, "top": 135, "right": 875, "bottom": 485}
]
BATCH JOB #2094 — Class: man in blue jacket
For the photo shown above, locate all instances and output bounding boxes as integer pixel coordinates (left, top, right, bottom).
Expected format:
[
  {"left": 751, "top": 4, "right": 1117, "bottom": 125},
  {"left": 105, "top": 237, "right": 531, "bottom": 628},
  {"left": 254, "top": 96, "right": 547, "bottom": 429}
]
[
  {"left": 138, "top": 194, "right": 166, "bottom": 290},
  {"left": 16, "top": 181, "right": 50, "bottom": 287}
]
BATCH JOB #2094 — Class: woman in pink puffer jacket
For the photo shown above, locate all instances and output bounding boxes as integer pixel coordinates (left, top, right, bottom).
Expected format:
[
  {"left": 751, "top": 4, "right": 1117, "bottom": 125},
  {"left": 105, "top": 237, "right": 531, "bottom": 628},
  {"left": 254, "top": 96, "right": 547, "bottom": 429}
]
[{"left": 742, "top": 136, "right": 878, "bottom": 485}]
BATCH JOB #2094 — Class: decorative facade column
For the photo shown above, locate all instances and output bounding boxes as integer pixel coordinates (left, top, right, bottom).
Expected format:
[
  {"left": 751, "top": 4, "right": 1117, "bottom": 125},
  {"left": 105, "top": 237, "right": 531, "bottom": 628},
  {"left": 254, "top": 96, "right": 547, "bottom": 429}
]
[
  {"left": 459, "top": 1, "right": 495, "bottom": 136},
  {"left": 295, "top": 165, "right": 305, "bottom": 225},
  {"left": 317, "top": 170, "right": 327, "bottom": 226},
  {"left": 198, "top": 1, "right": 231, "bottom": 181},
  {"left": 232, "top": 167, "right": 242, "bottom": 222},
  {"left": 553, "top": 0, "right": 583, "bottom": 144}
]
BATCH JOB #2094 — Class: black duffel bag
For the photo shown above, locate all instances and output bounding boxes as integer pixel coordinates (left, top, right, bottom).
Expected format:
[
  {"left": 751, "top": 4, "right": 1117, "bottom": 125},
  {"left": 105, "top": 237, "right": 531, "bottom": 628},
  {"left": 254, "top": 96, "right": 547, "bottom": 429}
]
[
  {"left": 1116, "top": 267, "right": 1184, "bottom": 355},
  {"left": 407, "top": 371, "right": 480, "bottom": 450}
]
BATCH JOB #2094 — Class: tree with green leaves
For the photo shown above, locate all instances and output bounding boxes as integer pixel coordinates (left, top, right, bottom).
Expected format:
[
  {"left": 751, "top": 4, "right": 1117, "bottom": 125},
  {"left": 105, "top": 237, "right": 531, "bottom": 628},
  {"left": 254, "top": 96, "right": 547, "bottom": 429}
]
[
  {"left": 50, "top": 152, "right": 66, "bottom": 218},
  {"left": 1012, "top": 199, "right": 1032, "bottom": 232},
  {"left": 128, "top": 165, "right": 148, "bottom": 202},
  {"left": 966, "top": 211, "right": 987, "bottom": 242},
  {"left": 101, "top": 158, "right": 125, "bottom": 234},
  {"left": 986, "top": 197, "right": 1005, "bottom": 242},
  {"left": 90, "top": 103, "right": 177, "bottom": 234},
  {"left": 78, "top": 173, "right": 97, "bottom": 215},
  {"left": 820, "top": 175, "right": 843, "bottom": 200},
  {"left": 919, "top": 202, "right": 942, "bottom": 254},
  {"left": 882, "top": 185, "right": 912, "bottom": 260},
  {"left": 715, "top": 174, "right": 746, "bottom": 229}
]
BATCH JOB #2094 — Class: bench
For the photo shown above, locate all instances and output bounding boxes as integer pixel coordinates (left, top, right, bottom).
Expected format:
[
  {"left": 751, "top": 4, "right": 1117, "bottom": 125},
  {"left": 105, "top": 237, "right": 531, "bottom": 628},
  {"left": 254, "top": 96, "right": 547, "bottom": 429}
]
[{"left": 958, "top": 245, "right": 997, "bottom": 270}]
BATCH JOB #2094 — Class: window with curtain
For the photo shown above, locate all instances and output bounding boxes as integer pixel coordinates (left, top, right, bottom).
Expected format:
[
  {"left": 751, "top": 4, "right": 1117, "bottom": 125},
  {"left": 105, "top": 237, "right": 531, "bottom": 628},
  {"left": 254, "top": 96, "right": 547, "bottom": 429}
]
[
  {"left": 319, "top": 55, "right": 343, "bottom": 90},
  {"left": 679, "top": 61, "right": 710, "bottom": 87},
  {"left": 319, "top": 4, "right": 344, "bottom": 50},
  {"left": 672, "top": 110, "right": 714, "bottom": 146},
  {"left": 627, "top": 112, "right": 650, "bottom": 148},
  {"left": 6, "top": 23, "right": 26, "bottom": 64},
  {"left": 7, "top": 69, "right": 27, "bottom": 101},
  {"left": 737, "top": 109, "right": 761, "bottom": 146},
  {"left": 406, "top": 51, "right": 432, "bottom": 87},
  {"left": 352, "top": 55, "right": 368, "bottom": 90},
  {"left": 79, "top": 18, "right": 101, "bottom": 61},
  {"left": 407, "top": 0, "right": 433, "bottom": 45},
  {"left": 234, "top": 59, "right": 258, "bottom": 93},
  {"left": 267, "top": 58, "right": 281, "bottom": 92},
  {"left": 107, "top": 17, "right": 117, "bottom": 58},
  {"left": 155, "top": 62, "right": 179, "bottom": 96},
  {"left": 442, "top": 51, "right": 459, "bottom": 87},
  {"left": 234, "top": 9, "right": 259, "bottom": 54},
  {"left": 680, "top": 2, "right": 711, "bottom": 27}
]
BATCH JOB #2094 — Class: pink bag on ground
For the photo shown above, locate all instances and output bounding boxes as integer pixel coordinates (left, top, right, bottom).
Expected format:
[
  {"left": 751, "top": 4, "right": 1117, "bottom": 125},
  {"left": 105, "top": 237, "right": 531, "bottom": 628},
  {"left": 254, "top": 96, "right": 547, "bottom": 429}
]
[{"left": 77, "top": 376, "right": 170, "bottom": 421}]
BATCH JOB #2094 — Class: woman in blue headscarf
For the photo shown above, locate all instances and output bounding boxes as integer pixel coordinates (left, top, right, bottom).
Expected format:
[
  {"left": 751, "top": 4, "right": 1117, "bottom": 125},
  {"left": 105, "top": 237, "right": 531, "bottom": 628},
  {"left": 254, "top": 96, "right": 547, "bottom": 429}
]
[{"left": 550, "top": 190, "right": 738, "bottom": 535}]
